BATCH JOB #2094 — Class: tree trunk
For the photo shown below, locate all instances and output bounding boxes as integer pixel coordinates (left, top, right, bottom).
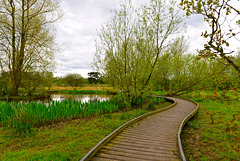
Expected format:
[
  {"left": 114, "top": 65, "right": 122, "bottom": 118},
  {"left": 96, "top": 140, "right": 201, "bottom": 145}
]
[
  {"left": 11, "top": 81, "right": 19, "bottom": 96},
  {"left": 10, "top": 0, "right": 18, "bottom": 96}
]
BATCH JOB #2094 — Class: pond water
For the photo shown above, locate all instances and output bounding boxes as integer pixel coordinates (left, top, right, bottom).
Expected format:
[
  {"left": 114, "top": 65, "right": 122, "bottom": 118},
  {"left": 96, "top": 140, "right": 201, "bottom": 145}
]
[
  {"left": 36, "top": 94, "right": 112, "bottom": 105},
  {"left": 1, "top": 94, "right": 112, "bottom": 106},
  {"left": 50, "top": 94, "right": 112, "bottom": 103}
]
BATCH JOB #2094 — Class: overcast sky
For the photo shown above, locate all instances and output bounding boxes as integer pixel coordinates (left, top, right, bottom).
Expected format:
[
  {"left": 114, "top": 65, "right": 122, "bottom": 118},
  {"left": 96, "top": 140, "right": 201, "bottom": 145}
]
[{"left": 54, "top": 0, "right": 239, "bottom": 78}]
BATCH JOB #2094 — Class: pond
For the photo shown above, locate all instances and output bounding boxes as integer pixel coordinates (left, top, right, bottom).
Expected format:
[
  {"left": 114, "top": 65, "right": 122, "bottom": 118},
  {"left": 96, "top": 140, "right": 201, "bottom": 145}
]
[
  {"left": 36, "top": 94, "right": 112, "bottom": 105},
  {"left": 0, "top": 94, "right": 113, "bottom": 105},
  {"left": 50, "top": 94, "right": 112, "bottom": 102}
]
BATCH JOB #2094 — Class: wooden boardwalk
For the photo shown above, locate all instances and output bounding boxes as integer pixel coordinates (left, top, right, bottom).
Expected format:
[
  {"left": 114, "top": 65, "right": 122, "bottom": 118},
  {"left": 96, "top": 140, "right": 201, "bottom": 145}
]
[{"left": 82, "top": 97, "right": 198, "bottom": 161}]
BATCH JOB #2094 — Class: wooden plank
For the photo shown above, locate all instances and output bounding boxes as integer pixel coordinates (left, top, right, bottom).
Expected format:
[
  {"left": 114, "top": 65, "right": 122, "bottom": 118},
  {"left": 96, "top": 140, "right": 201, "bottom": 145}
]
[
  {"left": 91, "top": 157, "right": 119, "bottom": 161},
  {"left": 105, "top": 142, "right": 178, "bottom": 153},
  {"left": 124, "top": 128, "right": 178, "bottom": 134},
  {"left": 108, "top": 140, "right": 176, "bottom": 151},
  {"left": 98, "top": 149, "right": 180, "bottom": 160},
  {"left": 111, "top": 138, "right": 177, "bottom": 148},
  {"left": 121, "top": 130, "right": 177, "bottom": 138},
  {"left": 96, "top": 153, "right": 149, "bottom": 161},
  {"left": 117, "top": 134, "right": 177, "bottom": 142},
  {"left": 113, "top": 136, "right": 177, "bottom": 146},
  {"left": 102, "top": 145, "right": 180, "bottom": 157}
]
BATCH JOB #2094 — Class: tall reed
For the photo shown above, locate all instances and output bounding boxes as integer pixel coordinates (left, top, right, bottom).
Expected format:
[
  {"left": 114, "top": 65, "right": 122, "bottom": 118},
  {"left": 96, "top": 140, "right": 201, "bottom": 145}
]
[{"left": 0, "top": 100, "right": 118, "bottom": 134}]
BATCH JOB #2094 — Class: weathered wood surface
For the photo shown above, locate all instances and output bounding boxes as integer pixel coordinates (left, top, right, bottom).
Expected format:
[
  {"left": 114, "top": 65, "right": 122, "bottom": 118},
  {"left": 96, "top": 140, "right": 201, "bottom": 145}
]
[{"left": 89, "top": 97, "right": 197, "bottom": 161}]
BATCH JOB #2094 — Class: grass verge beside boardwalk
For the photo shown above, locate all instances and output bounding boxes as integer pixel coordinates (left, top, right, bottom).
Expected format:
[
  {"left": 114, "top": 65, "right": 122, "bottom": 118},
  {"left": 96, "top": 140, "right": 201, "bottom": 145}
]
[
  {"left": 181, "top": 97, "right": 240, "bottom": 160},
  {"left": 0, "top": 100, "right": 171, "bottom": 160}
]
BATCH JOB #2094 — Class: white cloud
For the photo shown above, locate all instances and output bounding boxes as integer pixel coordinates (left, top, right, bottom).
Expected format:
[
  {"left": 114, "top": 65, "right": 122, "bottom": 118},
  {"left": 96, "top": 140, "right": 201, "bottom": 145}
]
[
  {"left": 184, "top": 14, "right": 207, "bottom": 53},
  {"left": 54, "top": 0, "right": 119, "bottom": 78},
  {"left": 54, "top": 0, "right": 240, "bottom": 78}
]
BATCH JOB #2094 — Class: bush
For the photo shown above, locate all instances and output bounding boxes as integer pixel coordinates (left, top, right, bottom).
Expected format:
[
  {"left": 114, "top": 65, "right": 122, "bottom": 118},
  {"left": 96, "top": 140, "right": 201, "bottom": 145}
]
[
  {"left": 110, "top": 93, "right": 166, "bottom": 111},
  {"left": 110, "top": 93, "right": 131, "bottom": 111}
]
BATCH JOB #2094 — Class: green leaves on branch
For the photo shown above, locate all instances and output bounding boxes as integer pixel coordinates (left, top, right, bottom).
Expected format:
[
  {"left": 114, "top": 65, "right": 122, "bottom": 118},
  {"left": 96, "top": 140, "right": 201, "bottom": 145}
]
[
  {"left": 94, "top": 0, "right": 184, "bottom": 98},
  {"left": 180, "top": 0, "right": 240, "bottom": 73}
]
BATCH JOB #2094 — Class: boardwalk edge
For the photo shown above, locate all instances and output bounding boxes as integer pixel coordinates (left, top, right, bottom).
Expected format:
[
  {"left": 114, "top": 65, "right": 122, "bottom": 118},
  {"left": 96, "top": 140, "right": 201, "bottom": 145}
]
[
  {"left": 80, "top": 97, "right": 176, "bottom": 161},
  {"left": 177, "top": 98, "right": 199, "bottom": 161}
]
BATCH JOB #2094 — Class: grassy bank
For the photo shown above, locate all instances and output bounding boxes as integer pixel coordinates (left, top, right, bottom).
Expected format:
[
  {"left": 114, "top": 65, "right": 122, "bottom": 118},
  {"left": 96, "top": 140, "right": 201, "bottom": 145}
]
[
  {"left": 181, "top": 95, "right": 240, "bottom": 160},
  {"left": 53, "top": 90, "right": 111, "bottom": 95},
  {"left": 50, "top": 85, "right": 114, "bottom": 92},
  {"left": 50, "top": 85, "right": 117, "bottom": 95},
  {"left": 0, "top": 101, "right": 171, "bottom": 160}
]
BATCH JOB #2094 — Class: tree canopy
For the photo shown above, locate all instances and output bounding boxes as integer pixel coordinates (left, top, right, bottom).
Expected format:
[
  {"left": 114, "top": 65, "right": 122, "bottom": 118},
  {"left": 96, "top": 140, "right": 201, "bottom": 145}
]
[
  {"left": 0, "top": 0, "right": 62, "bottom": 96},
  {"left": 94, "top": 0, "right": 184, "bottom": 98}
]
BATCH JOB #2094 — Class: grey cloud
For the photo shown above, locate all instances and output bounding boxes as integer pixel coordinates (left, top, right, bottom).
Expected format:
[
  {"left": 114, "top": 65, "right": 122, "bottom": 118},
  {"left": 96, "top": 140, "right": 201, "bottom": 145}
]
[{"left": 54, "top": 0, "right": 214, "bottom": 77}]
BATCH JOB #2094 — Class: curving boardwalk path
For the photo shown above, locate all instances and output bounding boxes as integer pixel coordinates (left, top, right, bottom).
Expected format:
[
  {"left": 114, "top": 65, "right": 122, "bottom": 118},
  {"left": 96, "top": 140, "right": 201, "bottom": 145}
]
[{"left": 82, "top": 97, "right": 198, "bottom": 161}]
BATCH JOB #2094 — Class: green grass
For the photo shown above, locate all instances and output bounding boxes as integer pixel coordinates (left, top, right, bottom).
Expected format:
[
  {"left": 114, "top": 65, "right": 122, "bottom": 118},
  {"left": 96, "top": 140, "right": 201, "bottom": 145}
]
[
  {"left": 0, "top": 100, "right": 118, "bottom": 134},
  {"left": 181, "top": 96, "right": 240, "bottom": 160},
  {"left": 0, "top": 101, "right": 171, "bottom": 160}
]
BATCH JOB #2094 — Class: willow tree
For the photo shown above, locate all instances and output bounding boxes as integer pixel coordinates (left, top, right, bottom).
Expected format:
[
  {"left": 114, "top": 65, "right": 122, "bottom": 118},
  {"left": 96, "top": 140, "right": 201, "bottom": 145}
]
[
  {"left": 0, "top": 0, "right": 62, "bottom": 96},
  {"left": 95, "top": 0, "right": 183, "bottom": 98}
]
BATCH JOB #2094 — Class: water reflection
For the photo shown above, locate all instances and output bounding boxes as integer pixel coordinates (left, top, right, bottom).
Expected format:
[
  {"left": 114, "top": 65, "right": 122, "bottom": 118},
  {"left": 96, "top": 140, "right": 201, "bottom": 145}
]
[
  {"left": 50, "top": 94, "right": 111, "bottom": 103},
  {"left": 2, "top": 94, "right": 112, "bottom": 106}
]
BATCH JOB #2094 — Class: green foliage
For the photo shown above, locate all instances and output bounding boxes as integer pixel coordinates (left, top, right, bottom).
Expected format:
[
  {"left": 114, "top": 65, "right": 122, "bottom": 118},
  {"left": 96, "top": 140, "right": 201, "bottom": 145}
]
[
  {"left": 144, "top": 103, "right": 155, "bottom": 111},
  {"left": 7, "top": 105, "right": 34, "bottom": 135},
  {"left": 120, "top": 113, "right": 131, "bottom": 120},
  {"left": 110, "top": 93, "right": 131, "bottom": 111},
  {"left": 182, "top": 93, "right": 240, "bottom": 160},
  {"left": 180, "top": 0, "right": 240, "bottom": 73},
  {"left": 95, "top": 0, "right": 184, "bottom": 98},
  {"left": 110, "top": 93, "right": 165, "bottom": 111},
  {"left": 0, "top": 0, "right": 62, "bottom": 96},
  {"left": 20, "top": 71, "right": 54, "bottom": 96},
  {"left": 53, "top": 76, "right": 68, "bottom": 86},
  {"left": 64, "top": 73, "right": 85, "bottom": 87},
  {"left": 0, "top": 100, "right": 118, "bottom": 135},
  {"left": 0, "top": 76, "right": 11, "bottom": 96},
  {"left": 88, "top": 72, "right": 102, "bottom": 84},
  {"left": 152, "top": 37, "right": 225, "bottom": 96}
]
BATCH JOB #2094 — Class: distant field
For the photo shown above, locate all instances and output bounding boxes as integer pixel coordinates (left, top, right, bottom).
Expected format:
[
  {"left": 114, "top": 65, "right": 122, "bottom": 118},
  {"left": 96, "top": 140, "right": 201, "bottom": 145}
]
[{"left": 51, "top": 85, "right": 114, "bottom": 91}]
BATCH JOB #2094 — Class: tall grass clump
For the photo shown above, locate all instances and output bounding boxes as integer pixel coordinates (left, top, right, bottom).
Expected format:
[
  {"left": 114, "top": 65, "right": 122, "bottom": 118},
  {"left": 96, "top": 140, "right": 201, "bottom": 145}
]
[{"left": 0, "top": 100, "right": 118, "bottom": 134}]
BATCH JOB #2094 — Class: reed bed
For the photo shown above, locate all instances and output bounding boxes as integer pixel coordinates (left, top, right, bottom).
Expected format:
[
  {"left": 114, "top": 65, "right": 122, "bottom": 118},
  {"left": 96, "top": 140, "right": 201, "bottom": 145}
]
[{"left": 0, "top": 100, "right": 118, "bottom": 134}]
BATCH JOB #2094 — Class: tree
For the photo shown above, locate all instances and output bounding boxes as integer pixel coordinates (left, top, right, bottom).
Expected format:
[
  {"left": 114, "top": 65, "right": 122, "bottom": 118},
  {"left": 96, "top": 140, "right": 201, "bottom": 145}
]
[
  {"left": 180, "top": 0, "right": 240, "bottom": 73},
  {"left": 64, "top": 73, "right": 85, "bottom": 87},
  {"left": 88, "top": 72, "right": 102, "bottom": 84},
  {"left": 152, "top": 37, "right": 225, "bottom": 95},
  {"left": 94, "top": 0, "right": 183, "bottom": 98},
  {"left": 0, "top": 72, "right": 10, "bottom": 96},
  {"left": 0, "top": 0, "right": 62, "bottom": 96},
  {"left": 53, "top": 76, "right": 67, "bottom": 87},
  {"left": 20, "top": 71, "right": 53, "bottom": 96}
]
